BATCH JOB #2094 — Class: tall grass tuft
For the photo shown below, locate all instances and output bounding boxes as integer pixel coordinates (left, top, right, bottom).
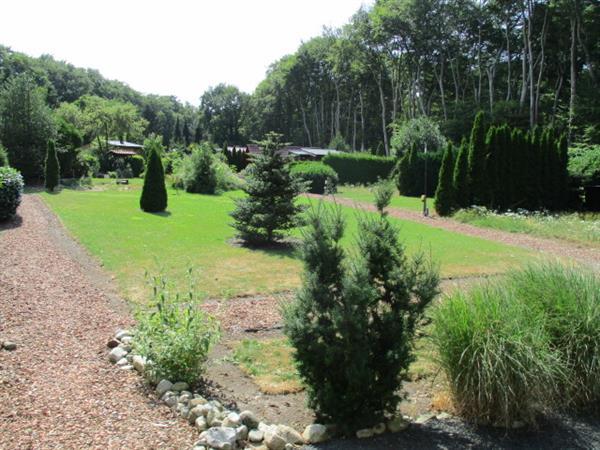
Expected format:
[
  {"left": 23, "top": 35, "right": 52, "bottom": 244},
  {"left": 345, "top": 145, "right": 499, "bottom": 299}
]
[
  {"left": 508, "top": 263, "right": 600, "bottom": 412},
  {"left": 432, "top": 282, "right": 563, "bottom": 427}
]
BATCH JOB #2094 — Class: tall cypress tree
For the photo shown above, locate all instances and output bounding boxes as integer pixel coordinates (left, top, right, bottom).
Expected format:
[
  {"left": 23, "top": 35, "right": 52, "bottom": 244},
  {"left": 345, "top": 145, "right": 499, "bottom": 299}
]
[
  {"left": 44, "top": 139, "right": 60, "bottom": 192},
  {"left": 468, "top": 111, "right": 488, "bottom": 205},
  {"left": 174, "top": 116, "right": 183, "bottom": 144},
  {"left": 555, "top": 134, "right": 569, "bottom": 210},
  {"left": 484, "top": 126, "right": 498, "bottom": 208},
  {"left": 434, "top": 143, "right": 456, "bottom": 216},
  {"left": 453, "top": 138, "right": 470, "bottom": 208},
  {"left": 194, "top": 121, "right": 203, "bottom": 143},
  {"left": 182, "top": 118, "right": 191, "bottom": 147},
  {"left": 140, "top": 137, "right": 168, "bottom": 212}
]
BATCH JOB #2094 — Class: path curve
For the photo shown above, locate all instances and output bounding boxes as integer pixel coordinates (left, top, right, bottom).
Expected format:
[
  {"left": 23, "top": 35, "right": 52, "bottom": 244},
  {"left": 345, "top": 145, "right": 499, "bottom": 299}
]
[
  {"left": 0, "top": 195, "right": 196, "bottom": 449},
  {"left": 307, "top": 194, "right": 600, "bottom": 269}
]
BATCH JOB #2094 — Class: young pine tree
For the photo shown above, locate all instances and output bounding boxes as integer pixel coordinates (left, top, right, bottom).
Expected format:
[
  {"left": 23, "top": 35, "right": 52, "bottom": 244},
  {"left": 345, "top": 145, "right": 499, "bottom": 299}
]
[
  {"left": 44, "top": 139, "right": 60, "bottom": 192},
  {"left": 230, "top": 132, "right": 304, "bottom": 245},
  {"left": 468, "top": 111, "right": 488, "bottom": 205},
  {"left": 453, "top": 138, "right": 470, "bottom": 208},
  {"left": 140, "top": 137, "right": 168, "bottom": 212},
  {"left": 434, "top": 143, "right": 456, "bottom": 216},
  {"left": 284, "top": 193, "right": 440, "bottom": 431}
]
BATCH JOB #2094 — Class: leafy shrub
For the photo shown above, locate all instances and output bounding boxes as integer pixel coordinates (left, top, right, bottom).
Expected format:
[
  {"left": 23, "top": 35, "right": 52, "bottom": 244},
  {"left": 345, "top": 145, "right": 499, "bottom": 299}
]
[
  {"left": 395, "top": 147, "right": 442, "bottom": 197},
  {"left": 390, "top": 116, "right": 447, "bottom": 156},
  {"left": 432, "top": 281, "right": 563, "bottom": 427},
  {"left": 75, "top": 151, "right": 100, "bottom": 177},
  {"left": 284, "top": 194, "right": 439, "bottom": 430},
  {"left": 140, "top": 137, "right": 168, "bottom": 213},
  {"left": 569, "top": 144, "right": 600, "bottom": 187},
  {"left": 133, "top": 270, "right": 220, "bottom": 385},
  {"left": 213, "top": 154, "right": 244, "bottom": 192},
  {"left": 323, "top": 152, "right": 395, "bottom": 185},
  {"left": 290, "top": 162, "right": 338, "bottom": 194},
  {"left": 0, "top": 166, "right": 24, "bottom": 221},
  {"left": 508, "top": 263, "right": 600, "bottom": 412},
  {"left": 175, "top": 144, "right": 217, "bottom": 194},
  {"left": 0, "top": 143, "right": 9, "bottom": 167},
  {"left": 129, "top": 155, "right": 145, "bottom": 177},
  {"left": 328, "top": 133, "right": 350, "bottom": 151}
]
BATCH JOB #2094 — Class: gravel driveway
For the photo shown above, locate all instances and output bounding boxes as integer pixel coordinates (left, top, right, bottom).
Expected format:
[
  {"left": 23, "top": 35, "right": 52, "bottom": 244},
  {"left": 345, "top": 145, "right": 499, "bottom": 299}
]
[{"left": 0, "top": 195, "right": 196, "bottom": 449}]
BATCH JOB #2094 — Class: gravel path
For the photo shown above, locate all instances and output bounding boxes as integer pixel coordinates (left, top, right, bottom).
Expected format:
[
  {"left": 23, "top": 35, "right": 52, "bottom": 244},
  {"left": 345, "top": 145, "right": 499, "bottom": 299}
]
[
  {"left": 0, "top": 195, "right": 196, "bottom": 450},
  {"left": 308, "top": 194, "right": 600, "bottom": 268}
]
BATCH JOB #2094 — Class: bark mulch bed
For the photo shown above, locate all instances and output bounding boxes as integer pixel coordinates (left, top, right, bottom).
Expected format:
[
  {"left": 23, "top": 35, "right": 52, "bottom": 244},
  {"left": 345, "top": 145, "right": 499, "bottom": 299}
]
[{"left": 0, "top": 195, "right": 196, "bottom": 450}]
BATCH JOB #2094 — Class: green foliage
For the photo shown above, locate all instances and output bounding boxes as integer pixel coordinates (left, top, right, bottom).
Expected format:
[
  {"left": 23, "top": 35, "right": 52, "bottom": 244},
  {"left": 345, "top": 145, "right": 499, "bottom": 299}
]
[
  {"left": 44, "top": 140, "right": 60, "bottom": 192},
  {"left": 453, "top": 139, "right": 470, "bottom": 208},
  {"left": 284, "top": 200, "right": 439, "bottom": 431},
  {"left": 508, "top": 263, "right": 600, "bottom": 412},
  {"left": 394, "top": 147, "right": 442, "bottom": 197},
  {"left": 467, "top": 111, "right": 488, "bottom": 205},
  {"left": 323, "top": 152, "right": 395, "bottom": 185},
  {"left": 0, "top": 143, "right": 8, "bottom": 167},
  {"left": 133, "top": 270, "right": 220, "bottom": 385},
  {"left": 177, "top": 144, "right": 218, "bottom": 194},
  {"left": 230, "top": 132, "right": 304, "bottom": 245},
  {"left": 0, "top": 74, "right": 56, "bottom": 180},
  {"left": 75, "top": 151, "right": 100, "bottom": 178},
  {"left": 140, "top": 137, "right": 167, "bottom": 213},
  {"left": 434, "top": 143, "right": 456, "bottom": 216},
  {"left": 390, "top": 116, "right": 447, "bottom": 156},
  {"left": 0, "top": 166, "right": 24, "bottom": 221},
  {"left": 290, "top": 162, "right": 338, "bottom": 194},
  {"left": 129, "top": 155, "right": 145, "bottom": 178},
  {"left": 373, "top": 179, "right": 395, "bottom": 214},
  {"left": 432, "top": 280, "right": 563, "bottom": 427},
  {"left": 569, "top": 144, "right": 600, "bottom": 187},
  {"left": 225, "top": 147, "right": 249, "bottom": 171},
  {"left": 328, "top": 133, "right": 350, "bottom": 151}
]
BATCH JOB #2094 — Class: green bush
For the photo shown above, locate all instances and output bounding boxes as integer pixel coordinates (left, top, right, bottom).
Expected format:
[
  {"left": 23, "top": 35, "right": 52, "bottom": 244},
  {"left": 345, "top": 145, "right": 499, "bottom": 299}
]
[
  {"left": 129, "top": 155, "right": 145, "bottom": 177},
  {"left": 0, "top": 166, "right": 24, "bottom": 221},
  {"left": 395, "top": 147, "right": 443, "bottom": 197},
  {"left": 0, "top": 143, "right": 9, "bottom": 167},
  {"left": 290, "top": 162, "right": 338, "bottom": 194},
  {"left": 176, "top": 144, "right": 217, "bottom": 194},
  {"left": 508, "top": 263, "right": 600, "bottom": 412},
  {"left": 323, "top": 152, "right": 395, "bottom": 185},
  {"left": 432, "top": 282, "right": 562, "bottom": 427},
  {"left": 390, "top": 116, "right": 447, "bottom": 156},
  {"left": 140, "top": 137, "right": 168, "bottom": 213},
  {"left": 434, "top": 144, "right": 456, "bottom": 216},
  {"left": 284, "top": 194, "right": 439, "bottom": 431},
  {"left": 569, "top": 144, "right": 600, "bottom": 187},
  {"left": 133, "top": 270, "right": 220, "bottom": 385},
  {"left": 75, "top": 151, "right": 100, "bottom": 178}
]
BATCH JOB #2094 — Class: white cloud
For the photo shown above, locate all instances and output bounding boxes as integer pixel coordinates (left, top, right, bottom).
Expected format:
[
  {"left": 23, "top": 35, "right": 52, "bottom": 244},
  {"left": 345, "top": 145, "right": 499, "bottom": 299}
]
[{"left": 0, "top": 0, "right": 373, "bottom": 104}]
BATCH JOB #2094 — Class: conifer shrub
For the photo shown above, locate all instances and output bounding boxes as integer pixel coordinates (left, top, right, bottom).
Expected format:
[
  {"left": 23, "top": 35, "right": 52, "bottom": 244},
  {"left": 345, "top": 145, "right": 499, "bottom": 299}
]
[
  {"left": 395, "top": 147, "right": 442, "bottom": 197},
  {"left": 284, "top": 193, "right": 440, "bottom": 431},
  {"left": 467, "top": 111, "right": 488, "bottom": 205},
  {"left": 453, "top": 139, "right": 470, "bottom": 208},
  {"left": 230, "top": 132, "right": 304, "bottom": 245},
  {"left": 44, "top": 139, "right": 60, "bottom": 192},
  {"left": 140, "top": 137, "right": 168, "bottom": 213},
  {"left": 323, "top": 152, "right": 395, "bottom": 185},
  {"left": 0, "top": 166, "right": 24, "bottom": 221},
  {"left": 434, "top": 143, "right": 456, "bottom": 216},
  {"left": 290, "top": 161, "right": 338, "bottom": 194}
]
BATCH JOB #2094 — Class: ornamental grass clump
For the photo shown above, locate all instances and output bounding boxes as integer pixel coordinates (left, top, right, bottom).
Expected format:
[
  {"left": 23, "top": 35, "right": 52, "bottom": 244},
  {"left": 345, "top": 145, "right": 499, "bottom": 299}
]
[
  {"left": 283, "top": 189, "right": 439, "bottom": 431},
  {"left": 432, "top": 283, "right": 563, "bottom": 427},
  {"left": 133, "top": 269, "right": 220, "bottom": 386},
  {"left": 508, "top": 263, "right": 600, "bottom": 413}
]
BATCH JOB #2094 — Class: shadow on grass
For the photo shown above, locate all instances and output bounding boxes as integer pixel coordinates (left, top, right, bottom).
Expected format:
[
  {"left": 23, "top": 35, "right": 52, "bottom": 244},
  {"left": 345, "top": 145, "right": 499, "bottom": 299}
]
[
  {"left": 228, "top": 237, "right": 301, "bottom": 261},
  {"left": 0, "top": 214, "right": 23, "bottom": 231}
]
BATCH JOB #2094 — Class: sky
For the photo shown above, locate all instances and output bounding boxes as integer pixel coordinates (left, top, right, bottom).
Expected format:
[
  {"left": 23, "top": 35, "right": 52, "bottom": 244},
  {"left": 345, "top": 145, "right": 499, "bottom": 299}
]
[{"left": 0, "top": 0, "right": 373, "bottom": 105}]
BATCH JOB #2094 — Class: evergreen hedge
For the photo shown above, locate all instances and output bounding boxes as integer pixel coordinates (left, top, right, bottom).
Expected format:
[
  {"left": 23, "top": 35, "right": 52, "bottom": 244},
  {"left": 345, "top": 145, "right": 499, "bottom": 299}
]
[
  {"left": 290, "top": 162, "right": 338, "bottom": 194},
  {"left": 434, "top": 144, "right": 456, "bottom": 216},
  {"left": 322, "top": 152, "right": 395, "bottom": 185},
  {"left": 140, "top": 140, "right": 168, "bottom": 213},
  {"left": 0, "top": 166, "right": 24, "bottom": 221},
  {"left": 395, "top": 147, "right": 443, "bottom": 197}
]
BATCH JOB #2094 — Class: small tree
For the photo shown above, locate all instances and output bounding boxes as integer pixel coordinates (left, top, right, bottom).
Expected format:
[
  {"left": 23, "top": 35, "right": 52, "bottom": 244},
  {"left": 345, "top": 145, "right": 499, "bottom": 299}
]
[
  {"left": 179, "top": 143, "right": 217, "bottom": 194},
  {"left": 453, "top": 138, "right": 470, "bottom": 208},
  {"left": 284, "top": 193, "right": 440, "bottom": 431},
  {"left": 140, "top": 137, "right": 168, "bottom": 212},
  {"left": 434, "top": 143, "right": 456, "bottom": 216},
  {"left": 44, "top": 140, "right": 60, "bottom": 192},
  {"left": 230, "top": 132, "right": 303, "bottom": 245},
  {"left": 467, "top": 111, "right": 487, "bottom": 205}
]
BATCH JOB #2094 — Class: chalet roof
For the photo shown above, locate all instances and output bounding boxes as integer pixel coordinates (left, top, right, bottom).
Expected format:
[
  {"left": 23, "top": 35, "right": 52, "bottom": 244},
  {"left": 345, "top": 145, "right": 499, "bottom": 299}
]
[
  {"left": 107, "top": 140, "right": 143, "bottom": 149},
  {"left": 287, "top": 147, "right": 340, "bottom": 157}
]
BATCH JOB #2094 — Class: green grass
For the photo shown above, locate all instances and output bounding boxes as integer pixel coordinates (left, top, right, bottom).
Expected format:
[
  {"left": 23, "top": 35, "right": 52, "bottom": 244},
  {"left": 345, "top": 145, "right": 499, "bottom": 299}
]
[
  {"left": 335, "top": 185, "right": 424, "bottom": 212},
  {"left": 231, "top": 338, "right": 303, "bottom": 394},
  {"left": 454, "top": 208, "right": 600, "bottom": 247},
  {"left": 40, "top": 181, "right": 531, "bottom": 301}
]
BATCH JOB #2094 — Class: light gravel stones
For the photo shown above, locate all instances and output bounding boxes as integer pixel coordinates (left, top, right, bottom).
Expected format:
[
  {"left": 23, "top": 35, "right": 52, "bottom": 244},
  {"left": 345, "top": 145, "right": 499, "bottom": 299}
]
[
  {"left": 155, "top": 379, "right": 173, "bottom": 397},
  {"left": 302, "top": 424, "right": 328, "bottom": 444},
  {"left": 108, "top": 346, "right": 128, "bottom": 363}
]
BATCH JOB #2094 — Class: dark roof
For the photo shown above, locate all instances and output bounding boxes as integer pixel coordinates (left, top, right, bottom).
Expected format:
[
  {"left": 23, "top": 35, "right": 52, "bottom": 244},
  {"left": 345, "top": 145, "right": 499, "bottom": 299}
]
[{"left": 107, "top": 140, "right": 143, "bottom": 149}]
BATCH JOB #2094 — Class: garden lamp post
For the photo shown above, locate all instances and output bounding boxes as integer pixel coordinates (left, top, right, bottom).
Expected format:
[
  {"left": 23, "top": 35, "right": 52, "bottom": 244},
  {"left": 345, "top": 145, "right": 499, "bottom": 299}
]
[{"left": 422, "top": 142, "right": 429, "bottom": 217}]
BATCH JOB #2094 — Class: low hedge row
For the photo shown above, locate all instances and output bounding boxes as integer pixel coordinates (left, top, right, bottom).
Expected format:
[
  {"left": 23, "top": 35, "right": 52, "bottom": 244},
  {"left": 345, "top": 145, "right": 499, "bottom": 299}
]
[
  {"left": 322, "top": 152, "right": 395, "bottom": 185},
  {"left": 290, "top": 162, "right": 338, "bottom": 194}
]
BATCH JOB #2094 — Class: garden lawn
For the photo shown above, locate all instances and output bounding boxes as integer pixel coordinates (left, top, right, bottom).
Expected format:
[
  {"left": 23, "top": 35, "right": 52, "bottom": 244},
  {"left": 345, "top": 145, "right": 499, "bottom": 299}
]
[
  {"left": 41, "top": 183, "right": 531, "bottom": 301},
  {"left": 335, "top": 185, "right": 424, "bottom": 212}
]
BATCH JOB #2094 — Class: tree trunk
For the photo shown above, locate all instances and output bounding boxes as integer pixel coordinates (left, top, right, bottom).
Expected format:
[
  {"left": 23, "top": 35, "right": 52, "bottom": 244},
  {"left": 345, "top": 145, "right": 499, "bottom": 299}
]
[
  {"left": 568, "top": 13, "right": 577, "bottom": 144},
  {"left": 534, "top": 9, "right": 549, "bottom": 125},
  {"left": 519, "top": 11, "right": 528, "bottom": 108},
  {"left": 505, "top": 13, "right": 512, "bottom": 101},
  {"left": 376, "top": 73, "right": 389, "bottom": 156},
  {"left": 526, "top": 0, "right": 535, "bottom": 128},
  {"left": 436, "top": 56, "right": 447, "bottom": 120},
  {"left": 301, "top": 105, "right": 312, "bottom": 147},
  {"left": 359, "top": 88, "right": 365, "bottom": 151}
]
